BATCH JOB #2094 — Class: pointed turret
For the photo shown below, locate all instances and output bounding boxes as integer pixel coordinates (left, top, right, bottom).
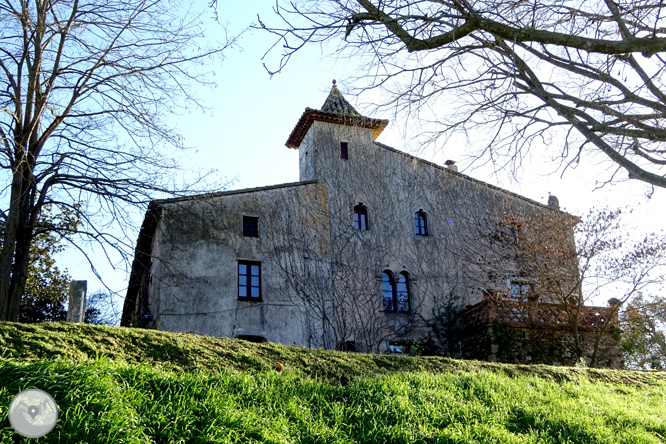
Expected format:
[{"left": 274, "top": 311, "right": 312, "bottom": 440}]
[
  {"left": 320, "top": 81, "right": 360, "bottom": 115},
  {"left": 286, "top": 81, "right": 388, "bottom": 149}
]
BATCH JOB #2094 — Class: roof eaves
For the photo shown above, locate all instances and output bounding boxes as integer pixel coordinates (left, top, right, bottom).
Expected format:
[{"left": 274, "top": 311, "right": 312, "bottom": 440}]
[
  {"left": 153, "top": 180, "right": 319, "bottom": 205},
  {"left": 286, "top": 109, "right": 389, "bottom": 149}
]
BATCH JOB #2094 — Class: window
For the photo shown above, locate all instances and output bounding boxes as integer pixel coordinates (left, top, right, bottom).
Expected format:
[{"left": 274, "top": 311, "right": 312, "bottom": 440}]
[
  {"left": 382, "top": 271, "right": 395, "bottom": 312},
  {"left": 388, "top": 340, "right": 412, "bottom": 354},
  {"left": 340, "top": 142, "right": 349, "bottom": 159},
  {"left": 354, "top": 204, "right": 368, "bottom": 230},
  {"left": 236, "top": 335, "right": 267, "bottom": 343},
  {"left": 396, "top": 272, "right": 411, "bottom": 313},
  {"left": 414, "top": 210, "right": 428, "bottom": 236},
  {"left": 243, "top": 216, "right": 258, "bottom": 238},
  {"left": 238, "top": 261, "right": 261, "bottom": 300},
  {"left": 337, "top": 341, "right": 356, "bottom": 352},
  {"left": 508, "top": 280, "right": 531, "bottom": 302},
  {"left": 382, "top": 270, "right": 411, "bottom": 314},
  {"left": 510, "top": 224, "right": 521, "bottom": 244}
]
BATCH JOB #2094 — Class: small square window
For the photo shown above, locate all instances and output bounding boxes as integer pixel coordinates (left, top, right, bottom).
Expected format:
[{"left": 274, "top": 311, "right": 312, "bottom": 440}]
[
  {"left": 238, "top": 261, "right": 261, "bottom": 301},
  {"left": 243, "top": 216, "right": 258, "bottom": 237},
  {"left": 340, "top": 142, "right": 349, "bottom": 159}
]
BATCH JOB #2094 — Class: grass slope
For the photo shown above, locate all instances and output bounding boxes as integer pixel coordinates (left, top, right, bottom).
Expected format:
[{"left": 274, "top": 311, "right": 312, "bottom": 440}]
[{"left": 1, "top": 322, "right": 665, "bottom": 443}]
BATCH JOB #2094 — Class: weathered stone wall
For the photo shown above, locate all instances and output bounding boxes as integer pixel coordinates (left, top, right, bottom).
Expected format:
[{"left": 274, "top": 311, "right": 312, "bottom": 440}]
[
  {"left": 457, "top": 299, "right": 623, "bottom": 368},
  {"left": 146, "top": 181, "right": 333, "bottom": 348},
  {"left": 491, "top": 324, "right": 622, "bottom": 368},
  {"left": 129, "top": 110, "right": 592, "bottom": 360},
  {"left": 291, "top": 119, "right": 568, "bottom": 352}
]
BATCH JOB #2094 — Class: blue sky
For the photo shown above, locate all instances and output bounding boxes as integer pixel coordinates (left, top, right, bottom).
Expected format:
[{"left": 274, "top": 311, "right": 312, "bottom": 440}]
[{"left": 59, "top": 0, "right": 665, "bottom": 317}]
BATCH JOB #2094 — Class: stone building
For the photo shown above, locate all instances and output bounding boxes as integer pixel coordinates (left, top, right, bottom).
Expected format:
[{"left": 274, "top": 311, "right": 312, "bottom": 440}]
[{"left": 122, "top": 84, "right": 621, "bottom": 367}]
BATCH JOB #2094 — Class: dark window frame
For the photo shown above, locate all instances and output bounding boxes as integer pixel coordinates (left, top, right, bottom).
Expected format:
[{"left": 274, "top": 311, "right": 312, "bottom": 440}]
[
  {"left": 382, "top": 271, "right": 395, "bottom": 312},
  {"left": 382, "top": 270, "right": 411, "bottom": 314},
  {"left": 340, "top": 141, "right": 349, "bottom": 159},
  {"left": 396, "top": 272, "right": 411, "bottom": 314},
  {"left": 238, "top": 261, "right": 261, "bottom": 301},
  {"left": 414, "top": 210, "right": 428, "bottom": 236},
  {"left": 354, "top": 204, "right": 368, "bottom": 230},
  {"left": 243, "top": 216, "right": 259, "bottom": 238}
]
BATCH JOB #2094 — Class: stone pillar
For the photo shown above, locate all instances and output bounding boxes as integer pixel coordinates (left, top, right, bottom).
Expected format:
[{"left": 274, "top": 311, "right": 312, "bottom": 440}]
[{"left": 67, "top": 281, "right": 87, "bottom": 323}]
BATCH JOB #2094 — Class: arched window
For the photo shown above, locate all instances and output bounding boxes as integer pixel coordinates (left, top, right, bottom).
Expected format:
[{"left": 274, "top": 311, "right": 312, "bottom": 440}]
[
  {"left": 396, "top": 272, "right": 411, "bottom": 313},
  {"left": 382, "top": 270, "right": 411, "bottom": 314},
  {"left": 382, "top": 271, "right": 395, "bottom": 312},
  {"left": 354, "top": 204, "right": 368, "bottom": 230},
  {"left": 414, "top": 210, "right": 428, "bottom": 236}
]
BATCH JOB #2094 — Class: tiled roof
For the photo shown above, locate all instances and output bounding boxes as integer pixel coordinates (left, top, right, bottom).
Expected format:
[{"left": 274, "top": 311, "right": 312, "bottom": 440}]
[
  {"left": 320, "top": 85, "right": 360, "bottom": 115},
  {"left": 286, "top": 85, "right": 388, "bottom": 149}
]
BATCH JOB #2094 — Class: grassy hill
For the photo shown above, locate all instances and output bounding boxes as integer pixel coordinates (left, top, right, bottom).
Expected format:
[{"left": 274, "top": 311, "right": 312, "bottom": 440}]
[{"left": 1, "top": 322, "right": 665, "bottom": 443}]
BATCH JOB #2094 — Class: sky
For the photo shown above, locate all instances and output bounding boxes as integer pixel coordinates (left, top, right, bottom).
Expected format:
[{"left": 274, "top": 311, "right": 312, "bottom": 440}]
[{"left": 58, "top": 0, "right": 666, "bottom": 319}]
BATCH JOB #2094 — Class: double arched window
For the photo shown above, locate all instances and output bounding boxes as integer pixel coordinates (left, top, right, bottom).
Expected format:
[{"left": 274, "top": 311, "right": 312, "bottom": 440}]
[
  {"left": 382, "top": 270, "right": 411, "bottom": 313},
  {"left": 414, "top": 210, "right": 428, "bottom": 236},
  {"left": 354, "top": 204, "right": 368, "bottom": 230}
]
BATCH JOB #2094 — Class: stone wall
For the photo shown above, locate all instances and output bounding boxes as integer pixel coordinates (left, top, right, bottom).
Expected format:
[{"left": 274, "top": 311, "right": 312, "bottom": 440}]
[
  {"left": 296, "top": 120, "right": 568, "bottom": 352},
  {"left": 125, "top": 104, "right": 596, "bottom": 361},
  {"left": 457, "top": 297, "right": 623, "bottom": 368},
  {"left": 139, "top": 180, "right": 334, "bottom": 348}
]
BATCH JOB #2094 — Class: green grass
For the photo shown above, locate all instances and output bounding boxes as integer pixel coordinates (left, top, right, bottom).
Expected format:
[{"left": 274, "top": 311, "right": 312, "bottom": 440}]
[{"left": 1, "top": 322, "right": 665, "bottom": 443}]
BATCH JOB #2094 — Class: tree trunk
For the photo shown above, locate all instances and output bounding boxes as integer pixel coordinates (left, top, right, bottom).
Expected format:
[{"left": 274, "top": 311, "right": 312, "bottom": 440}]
[
  {"left": 0, "top": 177, "right": 23, "bottom": 321},
  {"left": 7, "top": 220, "right": 34, "bottom": 321},
  {"left": 0, "top": 165, "right": 36, "bottom": 322},
  {"left": 567, "top": 302, "right": 584, "bottom": 361},
  {"left": 590, "top": 306, "right": 619, "bottom": 368}
]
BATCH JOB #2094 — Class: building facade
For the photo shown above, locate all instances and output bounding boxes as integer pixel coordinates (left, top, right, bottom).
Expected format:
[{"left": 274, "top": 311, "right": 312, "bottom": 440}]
[{"left": 122, "top": 85, "right": 621, "bottom": 367}]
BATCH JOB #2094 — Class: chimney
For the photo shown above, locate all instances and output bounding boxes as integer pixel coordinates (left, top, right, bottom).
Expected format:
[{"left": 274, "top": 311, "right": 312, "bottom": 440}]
[
  {"left": 547, "top": 195, "right": 560, "bottom": 209},
  {"left": 445, "top": 160, "right": 458, "bottom": 172}
]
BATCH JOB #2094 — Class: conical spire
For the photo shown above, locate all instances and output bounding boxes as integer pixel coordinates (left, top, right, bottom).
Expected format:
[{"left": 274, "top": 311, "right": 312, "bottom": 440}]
[
  {"left": 320, "top": 80, "right": 360, "bottom": 116},
  {"left": 285, "top": 81, "right": 389, "bottom": 149}
]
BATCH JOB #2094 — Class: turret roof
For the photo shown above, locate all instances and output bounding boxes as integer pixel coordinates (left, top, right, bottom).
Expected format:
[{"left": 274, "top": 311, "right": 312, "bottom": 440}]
[
  {"left": 285, "top": 83, "right": 388, "bottom": 149},
  {"left": 320, "top": 84, "right": 360, "bottom": 115}
]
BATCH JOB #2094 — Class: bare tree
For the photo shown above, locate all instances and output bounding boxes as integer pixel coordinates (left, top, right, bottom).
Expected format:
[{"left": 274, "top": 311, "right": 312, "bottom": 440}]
[
  {"left": 85, "top": 290, "right": 119, "bottom": 326},
  {"left": 261, "top": 0, "right": 666, "bottom": 190},
  {"left": 0, "top": 0, "right": 238, "bottom": 321}
]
